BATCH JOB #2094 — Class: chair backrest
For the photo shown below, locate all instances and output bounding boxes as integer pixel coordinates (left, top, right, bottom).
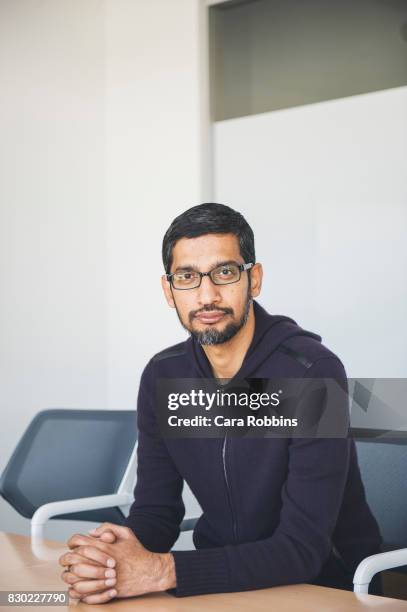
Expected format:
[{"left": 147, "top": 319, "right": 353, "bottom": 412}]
[
  {"left": 352, "top": 428, "right": 407, "bottom": 550},
  {"left": 0, "top": 409, "right": 137, "bottom": 524}
]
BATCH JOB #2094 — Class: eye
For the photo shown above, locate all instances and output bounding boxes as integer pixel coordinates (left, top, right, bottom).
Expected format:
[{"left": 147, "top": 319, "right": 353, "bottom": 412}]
[
  {"left": 174, "top": 271, "right": 199, "bottom": 283},
  {"left": 212, "top": 264, "right": 240, "bottom": 283}
]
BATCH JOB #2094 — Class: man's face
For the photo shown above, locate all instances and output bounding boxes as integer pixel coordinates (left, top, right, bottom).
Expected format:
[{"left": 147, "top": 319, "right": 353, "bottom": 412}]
[{"left": 161, "top": 233, "right": 262, "bottom": 345}]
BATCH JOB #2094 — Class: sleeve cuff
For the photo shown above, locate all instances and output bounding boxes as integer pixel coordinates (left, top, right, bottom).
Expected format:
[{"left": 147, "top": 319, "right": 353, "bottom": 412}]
[{"left": 170, "top": 548, "right": 231, "bottom": 597}]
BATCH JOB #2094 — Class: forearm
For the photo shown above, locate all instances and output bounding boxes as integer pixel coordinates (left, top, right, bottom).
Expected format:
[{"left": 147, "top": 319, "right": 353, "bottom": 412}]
[
  {"left": 170, "top": 528, "right": 328, "bottom": 598},
  {"left": 124, "top": 513, "right": 180, "bottom": 553}
]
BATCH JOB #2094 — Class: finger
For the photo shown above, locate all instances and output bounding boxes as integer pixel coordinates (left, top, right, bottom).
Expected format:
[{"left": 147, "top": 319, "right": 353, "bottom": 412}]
[
  {"left": 101, "top": 531, "right": 117, "bottom": 543},
  {"left": 68, "top": 588, "right": 81, "bottom": 600},
  {"left": 61, "top": 571, "right": 83, "bottom": 586},
  {"left": 61, "top": 563, "right": 116, "bottom": 581},
  {"left": 69, "top": 585, "right": 114, "bottom": 602},
  {"left": 68, "top": 533, "right": 110, "bottom": 550},
  {"left": 80, "top": 589, "right": 117, "bottom": 604},
  {"left": 59, "top": 551, "right": 105, "bottom": 568},
  {"left": 74, "top": 563, "right": 116, "bottom": 580},
  {"left": 88, "top": 522, "right": 131, "bottom": 539},
  {"left": 92, "top": 530, "right": 117, "bottom": 543},
  {"left": 72, "top": 578, "right": 116, "bottom": 596},
  {"left": 74, "top": 545, "right": 116, "bottom": 568}
]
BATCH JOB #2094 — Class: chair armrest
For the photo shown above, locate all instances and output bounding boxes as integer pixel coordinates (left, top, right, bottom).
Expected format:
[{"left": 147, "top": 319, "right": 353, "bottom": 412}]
[
  {"left": 31, "top": 493, "right": 133, "bottom": 536},
  {"left": 353, "top": 548, "right": 407, "bottom": 593}
]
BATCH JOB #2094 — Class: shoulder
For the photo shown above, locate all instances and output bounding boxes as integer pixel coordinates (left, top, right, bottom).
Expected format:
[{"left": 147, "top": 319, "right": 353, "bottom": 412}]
[
  {"left": 141, "top": 340, "right": 188, "bottom": 382},
  {"left": 137, "top": 340, "right": 188, "bottom": 399},
  {"left": 279, "top": 333, "right": 346, "bottom": 377},
  {"left": 151, "top": 340, "right": 188, "bottom": 363}
]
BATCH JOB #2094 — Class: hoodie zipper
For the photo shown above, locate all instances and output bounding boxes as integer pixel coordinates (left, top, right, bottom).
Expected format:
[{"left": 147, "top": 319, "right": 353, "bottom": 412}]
[{"left": 222, "top": 432, "right": 238, "bottom": 542}]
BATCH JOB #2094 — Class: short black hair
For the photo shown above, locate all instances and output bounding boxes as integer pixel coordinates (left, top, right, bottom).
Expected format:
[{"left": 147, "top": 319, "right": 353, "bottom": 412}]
[{"left": 162, "top": 202, "right": 255, "bottom": 273}]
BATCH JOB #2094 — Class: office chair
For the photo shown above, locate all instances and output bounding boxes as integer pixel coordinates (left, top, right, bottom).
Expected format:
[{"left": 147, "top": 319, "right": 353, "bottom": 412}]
[
  {"left": 0, "top": 409, "right": 197, "bottom": 543},
  {"left": 352, "top": 428, "right": 407, "bottom": 594}
]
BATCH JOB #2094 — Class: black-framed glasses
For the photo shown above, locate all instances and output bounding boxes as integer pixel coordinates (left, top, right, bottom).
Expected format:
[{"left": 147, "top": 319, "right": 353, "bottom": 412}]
[{"left": 166, "top": 262, "right": 254, "bottom": 290}]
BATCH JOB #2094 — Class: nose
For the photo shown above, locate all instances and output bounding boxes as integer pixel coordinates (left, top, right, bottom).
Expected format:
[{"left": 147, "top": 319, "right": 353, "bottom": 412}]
[{"left": 196, "top": 274, "right": 221, "bottom": 307}]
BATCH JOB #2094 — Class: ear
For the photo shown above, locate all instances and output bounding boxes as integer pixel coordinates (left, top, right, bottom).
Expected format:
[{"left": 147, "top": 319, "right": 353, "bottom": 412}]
[
  {"left": 161, "top": 274, "right": 176, "bottom": 308},
  {"left": 250, "top": 263, "right": 263, "bottom": 298}
]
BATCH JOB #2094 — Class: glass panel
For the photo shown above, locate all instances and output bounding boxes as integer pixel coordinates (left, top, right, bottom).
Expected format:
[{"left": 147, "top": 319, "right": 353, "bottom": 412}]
[{"left": 210, "top": 0, "right": 407, "bottom": 120}]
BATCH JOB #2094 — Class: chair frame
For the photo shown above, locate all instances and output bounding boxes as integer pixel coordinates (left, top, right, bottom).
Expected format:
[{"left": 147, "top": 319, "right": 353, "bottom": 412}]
[{"left": 352, "top": 427, "right": 407, "bottom": 593}]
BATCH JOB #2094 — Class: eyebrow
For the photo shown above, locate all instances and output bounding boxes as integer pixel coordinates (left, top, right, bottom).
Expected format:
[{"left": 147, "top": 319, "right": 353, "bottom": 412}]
[{"left": 173, "top": 260, "right": 239, "bottom": 273}]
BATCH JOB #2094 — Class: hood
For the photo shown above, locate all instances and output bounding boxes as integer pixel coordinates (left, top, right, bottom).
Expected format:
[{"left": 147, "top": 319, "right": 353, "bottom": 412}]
[{"left": 186, "top": 299, "right": 321, "bottom": 380}]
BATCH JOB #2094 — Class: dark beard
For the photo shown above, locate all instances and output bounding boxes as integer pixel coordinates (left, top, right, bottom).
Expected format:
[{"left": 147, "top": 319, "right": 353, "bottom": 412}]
[{"left": 175, "top": 288, "right": 252, "bottom": 346}]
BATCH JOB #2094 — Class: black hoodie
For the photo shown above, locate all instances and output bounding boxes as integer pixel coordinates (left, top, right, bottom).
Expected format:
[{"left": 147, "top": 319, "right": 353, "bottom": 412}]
[{"left": 124, "top": 300, "right": 383, "bottom": 597}]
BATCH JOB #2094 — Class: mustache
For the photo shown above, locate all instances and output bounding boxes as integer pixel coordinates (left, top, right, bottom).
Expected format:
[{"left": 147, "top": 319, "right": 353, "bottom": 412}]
[{"left": 189, "top": 305, "right": 234, "bottom": 324}]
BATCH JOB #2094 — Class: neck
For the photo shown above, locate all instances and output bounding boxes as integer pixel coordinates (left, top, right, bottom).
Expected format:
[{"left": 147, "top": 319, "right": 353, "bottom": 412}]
[{"left": 202, "top": 302, "right": 255, "bottom": 379}]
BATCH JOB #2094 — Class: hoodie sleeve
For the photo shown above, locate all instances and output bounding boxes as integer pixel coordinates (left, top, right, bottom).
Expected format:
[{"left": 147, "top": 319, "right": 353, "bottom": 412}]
[
  {"left": 171, "top": 356, "right": 351, "bottom": 597},
  {"left": 123, "top": 362, "right": 185, "bottom": 552}
]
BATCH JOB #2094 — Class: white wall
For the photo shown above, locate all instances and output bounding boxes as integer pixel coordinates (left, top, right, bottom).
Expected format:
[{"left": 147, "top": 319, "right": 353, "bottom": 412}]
[
  {"left": 0, "top": 0, "right": 204, "bottom": 542},
  {"left": 214, "top": 86, "right": 407, "bottom": 383},
  {"left": 104, "top": 0, "right": 209, "bottom": 410},
  {"left": 0, "top": 0, "right": 108, "bottom": 539}
]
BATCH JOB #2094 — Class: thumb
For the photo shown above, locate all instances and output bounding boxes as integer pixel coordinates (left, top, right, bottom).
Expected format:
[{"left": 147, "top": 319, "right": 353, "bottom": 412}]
[
  {"left": 99, "top": 531, "right": 117, "bottom": 543},
  {"left": 88, "top": 522, "right": 131, "bottom": 539}
]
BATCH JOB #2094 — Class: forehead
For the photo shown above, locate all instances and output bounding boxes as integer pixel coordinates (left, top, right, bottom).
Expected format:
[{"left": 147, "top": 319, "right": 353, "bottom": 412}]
[{"left": 171, "top": 233, "right": 241, "bottom": 270}]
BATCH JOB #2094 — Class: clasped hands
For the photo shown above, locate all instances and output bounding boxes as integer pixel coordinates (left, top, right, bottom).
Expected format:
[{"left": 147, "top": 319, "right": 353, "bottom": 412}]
[{"left": 59, "top": 523, "right": 176, "bottom": 604}]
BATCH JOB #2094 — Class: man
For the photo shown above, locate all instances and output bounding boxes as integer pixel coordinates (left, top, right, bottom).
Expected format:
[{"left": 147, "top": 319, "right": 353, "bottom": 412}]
[{"left": 59, "top": 203, "right": 382, "bottom": 603}]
